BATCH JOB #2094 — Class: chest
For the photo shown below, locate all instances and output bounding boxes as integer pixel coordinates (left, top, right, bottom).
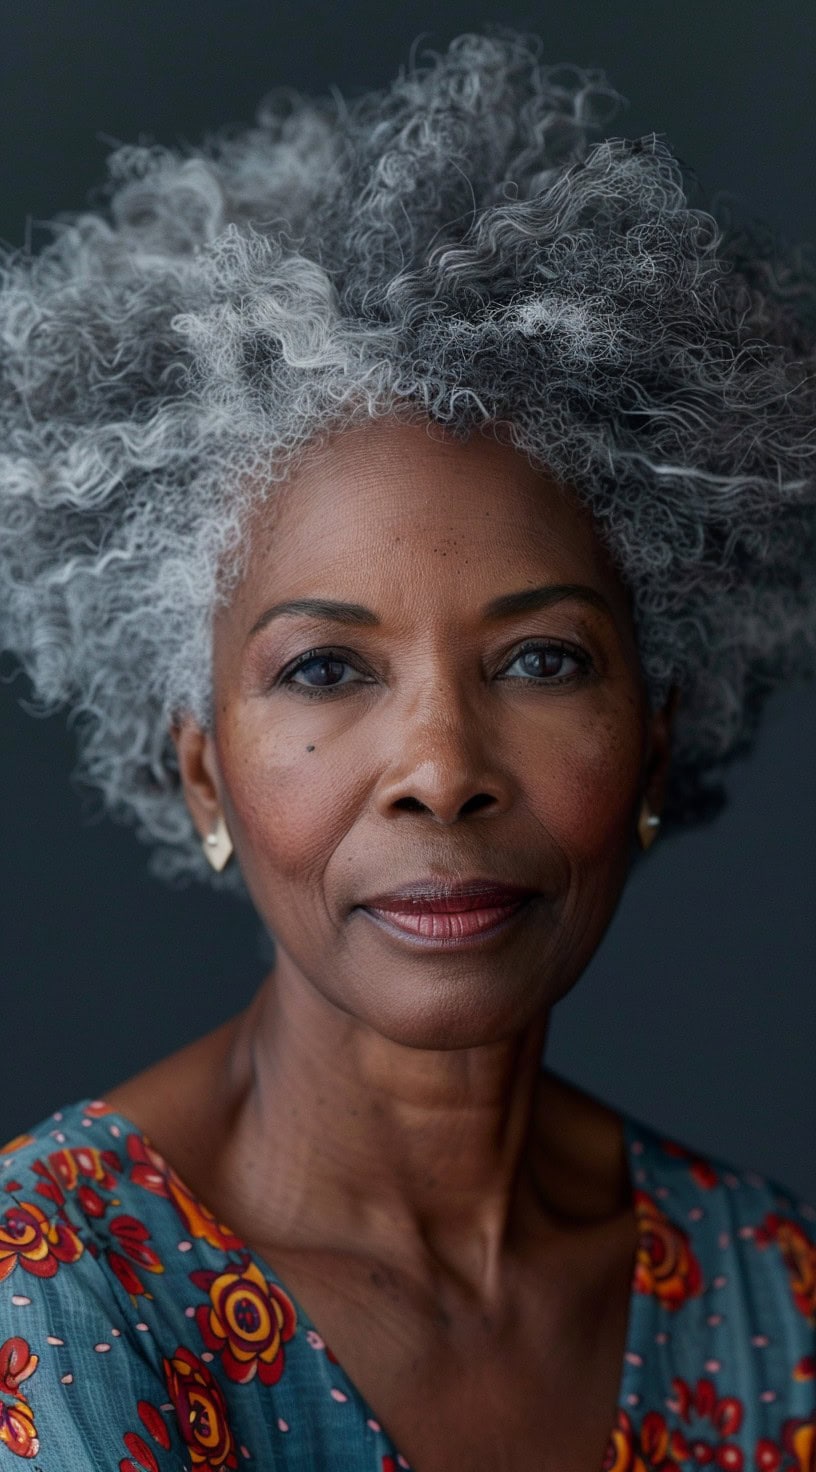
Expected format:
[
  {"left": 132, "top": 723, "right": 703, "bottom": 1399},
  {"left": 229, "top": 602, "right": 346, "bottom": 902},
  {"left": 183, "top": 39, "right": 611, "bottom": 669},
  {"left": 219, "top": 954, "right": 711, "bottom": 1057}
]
[
  {"left": 265, "top": 1230, "right": 636, "bottom": 1472},
  {"left": 350, "top": 1330, "right": 627, "bottom": 1472}
]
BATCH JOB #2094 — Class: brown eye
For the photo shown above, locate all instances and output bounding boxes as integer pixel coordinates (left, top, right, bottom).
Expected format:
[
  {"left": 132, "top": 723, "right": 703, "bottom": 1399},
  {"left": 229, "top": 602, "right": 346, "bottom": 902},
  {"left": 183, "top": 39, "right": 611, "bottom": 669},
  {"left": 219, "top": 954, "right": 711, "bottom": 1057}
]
[
  {"left": 291, "top": 655, "right": 352, "bottom": 688},
  {"left": 501, "top": 641, "right": 590, "bottom": 684},
  {"left": 279, "top": 648, "right": 372, "bottom": 697}
]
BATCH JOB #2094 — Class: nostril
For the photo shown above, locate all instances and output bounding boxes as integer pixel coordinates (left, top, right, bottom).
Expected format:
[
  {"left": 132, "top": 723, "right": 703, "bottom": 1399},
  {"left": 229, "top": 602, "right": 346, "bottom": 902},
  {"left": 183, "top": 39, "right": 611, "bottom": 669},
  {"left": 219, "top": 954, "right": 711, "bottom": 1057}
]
[{"left": 461, "top": 793, "right": 494, "bottom": 815}]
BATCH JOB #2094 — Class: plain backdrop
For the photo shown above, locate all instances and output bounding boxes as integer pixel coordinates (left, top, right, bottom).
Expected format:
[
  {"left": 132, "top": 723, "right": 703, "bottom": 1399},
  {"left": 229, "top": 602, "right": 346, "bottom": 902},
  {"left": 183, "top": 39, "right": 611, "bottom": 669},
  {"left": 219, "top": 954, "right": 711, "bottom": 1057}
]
[{"left": 1, "top": 0, "right": 814, "bottom": 1200}]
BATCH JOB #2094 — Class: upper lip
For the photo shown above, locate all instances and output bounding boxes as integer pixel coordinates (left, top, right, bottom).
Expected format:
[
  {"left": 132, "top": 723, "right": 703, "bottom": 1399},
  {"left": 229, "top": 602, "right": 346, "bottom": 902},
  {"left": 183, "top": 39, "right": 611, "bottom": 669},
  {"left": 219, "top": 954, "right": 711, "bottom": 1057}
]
[{"left": 360, "top": 878, "right": 539, "bottom": 911}]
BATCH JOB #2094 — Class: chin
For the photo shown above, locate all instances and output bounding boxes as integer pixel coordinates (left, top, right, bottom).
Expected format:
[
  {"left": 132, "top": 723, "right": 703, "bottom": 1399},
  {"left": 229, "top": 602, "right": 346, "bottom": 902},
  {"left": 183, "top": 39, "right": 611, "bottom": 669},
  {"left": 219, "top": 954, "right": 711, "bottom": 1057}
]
[{"left": 352, "top": 981, "right": 546, "bottom": 1053}]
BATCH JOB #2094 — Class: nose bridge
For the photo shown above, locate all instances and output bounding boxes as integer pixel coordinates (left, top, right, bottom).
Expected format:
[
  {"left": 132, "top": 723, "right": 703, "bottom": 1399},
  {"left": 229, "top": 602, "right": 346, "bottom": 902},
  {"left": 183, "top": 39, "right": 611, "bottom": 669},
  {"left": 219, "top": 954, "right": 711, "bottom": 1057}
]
[
  {"left": 401, "top": 640, "right": 479, "bottom": 747},
  {"left": 378, "top": 641, "right": 504, "bottom": 820}
]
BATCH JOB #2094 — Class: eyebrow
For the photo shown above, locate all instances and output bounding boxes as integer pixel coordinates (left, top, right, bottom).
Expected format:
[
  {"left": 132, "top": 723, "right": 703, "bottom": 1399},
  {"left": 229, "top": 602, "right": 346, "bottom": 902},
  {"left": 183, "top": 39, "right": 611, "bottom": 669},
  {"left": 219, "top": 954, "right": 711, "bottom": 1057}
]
[{"left": 245, "top": 583, "right": 614, "bottom": 645}]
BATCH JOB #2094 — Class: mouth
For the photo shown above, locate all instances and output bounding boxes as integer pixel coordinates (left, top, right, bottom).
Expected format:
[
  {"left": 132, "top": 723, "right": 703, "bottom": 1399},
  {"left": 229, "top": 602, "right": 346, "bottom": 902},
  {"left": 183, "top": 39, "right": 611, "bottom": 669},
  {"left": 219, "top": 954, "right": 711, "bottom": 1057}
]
[{"left": 357, "top": 894, "right": 538, "bottom": 949}]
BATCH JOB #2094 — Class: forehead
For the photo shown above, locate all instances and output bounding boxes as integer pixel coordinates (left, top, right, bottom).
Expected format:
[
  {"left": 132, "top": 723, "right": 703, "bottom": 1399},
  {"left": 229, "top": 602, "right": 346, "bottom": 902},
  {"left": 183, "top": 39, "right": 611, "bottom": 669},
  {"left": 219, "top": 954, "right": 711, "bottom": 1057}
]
[{"left": 228, "top": 417, "right": 629, "bottom": 621}]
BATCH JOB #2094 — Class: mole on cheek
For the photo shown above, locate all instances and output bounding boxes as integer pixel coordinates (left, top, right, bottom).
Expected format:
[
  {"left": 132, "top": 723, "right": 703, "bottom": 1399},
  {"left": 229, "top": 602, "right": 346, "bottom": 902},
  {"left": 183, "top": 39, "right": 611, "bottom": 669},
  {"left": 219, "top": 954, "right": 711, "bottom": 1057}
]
[{"left": 306, "top": 745, "right": 315, "bottom": 752}]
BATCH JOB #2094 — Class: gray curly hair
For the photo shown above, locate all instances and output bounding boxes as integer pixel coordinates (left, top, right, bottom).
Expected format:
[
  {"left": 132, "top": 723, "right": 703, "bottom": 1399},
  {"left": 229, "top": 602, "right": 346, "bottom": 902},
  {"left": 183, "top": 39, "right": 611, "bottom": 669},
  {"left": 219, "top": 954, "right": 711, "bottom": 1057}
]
[{"left": 2, "top": 29, "right": 815, "bottom": 897}]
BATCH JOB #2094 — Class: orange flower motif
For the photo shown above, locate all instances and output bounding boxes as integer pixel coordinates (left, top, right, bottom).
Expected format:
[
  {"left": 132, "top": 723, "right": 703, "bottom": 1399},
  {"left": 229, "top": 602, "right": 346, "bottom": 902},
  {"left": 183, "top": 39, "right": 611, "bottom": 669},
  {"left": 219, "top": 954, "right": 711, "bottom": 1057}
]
[
  {"left": 0, "top": 1397, "right": 38, "bottom": 1460},
  {"left": 757, "top": 1415, "right": 816, "bottom": 1472},
  {"left": 127, "top": 1136, "right": 242, "bottom": 1252},
  {"left": 32, "top": 1145, "right": 122, "bottom": 1215},
  {"left": 47, "top": 1146, "right": 120, "bottom": 1196},
  {"left": 0, "top": 1339, "right": 40, "bottom": 1460},
  {"left": 783, "top": 1416, "right": 816, "bottom": 1472},
  {"left": 602, "top": 1406, "right": 687, "bottom": 1472},
  {"left": 0, "top": 1198, "right": 83, "bottom": 1281},
  {"left": 0, "top": 1136, "right": 34, "bottom": 1158},
  {"left": 162, "top": 1347, "right": 237, "bottom": 1470},
  {"left": 191, "top": 1257, "right": 297, "bottom": 1385},
  {"left": 755, "top": 1213, "right": 816, "bottom": 1327},
  {"left": 632, "top": 1190, "right": 704, "bottom": 1311},
  {"left": 603, "top": 1401, "right": 692, "bottom": 1472}
]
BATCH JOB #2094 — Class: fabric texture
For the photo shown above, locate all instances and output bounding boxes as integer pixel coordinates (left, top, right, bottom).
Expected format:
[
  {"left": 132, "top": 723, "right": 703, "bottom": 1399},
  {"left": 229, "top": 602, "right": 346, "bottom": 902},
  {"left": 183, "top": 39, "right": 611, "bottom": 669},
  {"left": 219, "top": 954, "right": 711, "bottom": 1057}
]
[{"left": 0, "top": 1095, "right": 812, "bottom": 1469}]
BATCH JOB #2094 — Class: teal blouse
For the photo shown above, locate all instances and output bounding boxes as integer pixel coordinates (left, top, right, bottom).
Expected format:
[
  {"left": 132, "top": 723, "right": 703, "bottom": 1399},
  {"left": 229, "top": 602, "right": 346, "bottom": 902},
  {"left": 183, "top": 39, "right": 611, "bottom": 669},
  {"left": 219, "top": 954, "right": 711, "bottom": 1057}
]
[{"left": 0, "top": 1096, "right": 813, "bottom": 1469}]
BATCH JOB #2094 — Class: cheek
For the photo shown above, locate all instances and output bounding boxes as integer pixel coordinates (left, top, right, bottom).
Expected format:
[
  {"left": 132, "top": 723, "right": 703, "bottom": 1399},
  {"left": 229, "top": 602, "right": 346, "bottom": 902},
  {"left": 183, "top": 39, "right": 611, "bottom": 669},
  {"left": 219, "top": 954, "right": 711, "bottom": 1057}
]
[
  {"left": 531, "top": 710, "right": 643, "bottom": 862},
  {"left": 216, "top": 714, "right": 356, "bottom": 884}
]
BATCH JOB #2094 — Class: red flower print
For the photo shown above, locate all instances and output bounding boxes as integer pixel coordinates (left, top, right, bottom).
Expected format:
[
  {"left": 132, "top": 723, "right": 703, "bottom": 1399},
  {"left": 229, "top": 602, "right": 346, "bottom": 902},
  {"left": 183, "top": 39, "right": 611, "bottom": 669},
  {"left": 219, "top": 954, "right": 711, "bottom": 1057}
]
[
  {"left": 667, "top": 1378, "right": 743, "bottom": 1469},
  {"left": 0, "top": 1339, "right": 39, "bottom": 1460},
  {"left": 0, "top": 1198, "right": 83, "bottom": 1281},
  {"left": 755, "top": 1214, "right": 816, "bottom": 1327},
  {"left": 31, "top": 1146, "right": 122, "bottom": 1214},
  {"left": 162, "top": 1346, "right": 238, "bottom": 1469},
  {"left": 127, "top": 1135, "right": 243, "bottom": 1252},
  {"left": 136, "top": 1400, "right": 171, "bottom": 1450},
  {"left": 603, "top": 1405, "right": 687, "bottom": 1472},
  {"left": 0, "top": 1341, "right": 37, "bottom": 1398},
  {"left": 106, "top": 1215, "right": 164, "bottom": 1303},
  {"left": 77, "top": 1184, "right": 107, "bottom": 1218},
  {"left": 756, "top": 1415, "right": 816, "bottom": 1472},
  {"left": 191, "top": 1256, "right": 296, "bottom": 1385},
  {"left": 119, "top": 1400, "right": 173, "bottom": 1472},
  {"left": 0, "top": 1398, "right": 38, "bottom": 1460},
  {"left": 781, "top": 1415, "right": 816, "bottom": 1472},
  {"left": 659, "top": 1141, "right": 719, "bottom": 1192},
  {"left": 50, "top": 1146, "right": 120, "bottom": 1196},
  {"left": 633, "top": 1191, "right": 704, "bottom": 1311},
  {"left": 120, "top": 1431, "right": 160, "bottom": 1472}
]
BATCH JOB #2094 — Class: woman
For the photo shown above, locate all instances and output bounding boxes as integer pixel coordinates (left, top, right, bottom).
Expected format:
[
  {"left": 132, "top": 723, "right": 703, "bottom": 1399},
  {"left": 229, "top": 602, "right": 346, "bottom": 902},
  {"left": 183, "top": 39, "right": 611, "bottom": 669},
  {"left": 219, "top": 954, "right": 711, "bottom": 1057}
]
[{"left": 0, "top": 29, "right": 814, "bottom": 1472}]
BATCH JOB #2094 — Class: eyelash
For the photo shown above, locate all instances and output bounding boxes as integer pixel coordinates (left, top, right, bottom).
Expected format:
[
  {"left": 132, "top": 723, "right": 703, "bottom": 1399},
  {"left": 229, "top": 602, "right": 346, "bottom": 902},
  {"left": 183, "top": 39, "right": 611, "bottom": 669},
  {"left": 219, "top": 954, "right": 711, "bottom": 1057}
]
[{"left": 276, "top": 640, "right": 594, "bottom": 699}]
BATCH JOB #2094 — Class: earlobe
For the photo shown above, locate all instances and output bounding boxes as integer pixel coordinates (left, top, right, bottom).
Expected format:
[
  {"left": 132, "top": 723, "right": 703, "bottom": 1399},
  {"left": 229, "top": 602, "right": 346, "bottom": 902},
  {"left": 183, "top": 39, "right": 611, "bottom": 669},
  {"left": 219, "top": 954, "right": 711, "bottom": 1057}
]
[{"left": 170, "top": 714, "right": 223, "bottom": 843}]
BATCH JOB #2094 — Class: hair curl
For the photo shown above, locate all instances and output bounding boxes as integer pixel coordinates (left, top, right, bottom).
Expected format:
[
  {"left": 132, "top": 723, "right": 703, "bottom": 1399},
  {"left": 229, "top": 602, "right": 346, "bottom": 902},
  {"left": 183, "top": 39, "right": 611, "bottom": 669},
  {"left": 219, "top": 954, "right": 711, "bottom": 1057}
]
[{"left": 2, "top": 29, "right": 815, "bottom": 895}]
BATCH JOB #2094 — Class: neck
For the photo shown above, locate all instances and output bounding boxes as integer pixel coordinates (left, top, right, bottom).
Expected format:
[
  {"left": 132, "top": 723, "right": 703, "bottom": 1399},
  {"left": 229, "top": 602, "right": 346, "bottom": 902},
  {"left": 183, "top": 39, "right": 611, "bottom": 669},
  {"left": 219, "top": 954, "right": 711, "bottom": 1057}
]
[{"left": 222, "top": 956, "right": 557, "bottom": 1296}]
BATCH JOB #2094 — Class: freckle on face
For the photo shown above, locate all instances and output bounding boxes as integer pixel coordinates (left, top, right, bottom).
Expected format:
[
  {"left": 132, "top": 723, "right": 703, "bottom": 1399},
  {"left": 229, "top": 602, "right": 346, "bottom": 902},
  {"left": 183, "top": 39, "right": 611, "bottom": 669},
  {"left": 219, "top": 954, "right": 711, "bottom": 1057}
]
[{"left": 210, "top": 417, "right": 650, "bottom": 1050}]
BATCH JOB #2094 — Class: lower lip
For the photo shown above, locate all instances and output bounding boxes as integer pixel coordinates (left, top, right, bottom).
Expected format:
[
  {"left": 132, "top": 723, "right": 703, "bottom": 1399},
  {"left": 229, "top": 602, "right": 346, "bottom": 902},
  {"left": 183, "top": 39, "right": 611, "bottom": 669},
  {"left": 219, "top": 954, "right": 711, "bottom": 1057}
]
[{"left": 359, "top": 897, "right": 535, "bottom": 948}]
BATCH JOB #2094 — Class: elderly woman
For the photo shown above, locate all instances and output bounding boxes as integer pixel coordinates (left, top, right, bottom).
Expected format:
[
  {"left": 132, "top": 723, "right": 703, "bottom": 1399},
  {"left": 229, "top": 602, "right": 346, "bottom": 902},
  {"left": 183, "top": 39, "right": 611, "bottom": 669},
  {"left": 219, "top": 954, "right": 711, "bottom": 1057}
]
[{"left": 0, "top": 29, "right": 814, "bottom": 1472}]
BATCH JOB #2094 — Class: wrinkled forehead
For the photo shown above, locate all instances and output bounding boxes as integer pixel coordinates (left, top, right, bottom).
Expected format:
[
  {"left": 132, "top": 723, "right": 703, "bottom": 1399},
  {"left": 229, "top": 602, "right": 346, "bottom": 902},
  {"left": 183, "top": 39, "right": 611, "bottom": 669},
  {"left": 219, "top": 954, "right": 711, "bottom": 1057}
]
[{"left": 220, "top": 416, "right": 633, "bottom": 635}]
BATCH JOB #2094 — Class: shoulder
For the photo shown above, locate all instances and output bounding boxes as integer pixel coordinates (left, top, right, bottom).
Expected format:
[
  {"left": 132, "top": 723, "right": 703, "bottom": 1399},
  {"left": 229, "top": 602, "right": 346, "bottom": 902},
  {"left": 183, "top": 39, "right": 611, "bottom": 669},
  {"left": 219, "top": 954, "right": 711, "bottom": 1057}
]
[
  {"left": 0, "top": 1099, "right": 194, "bottom": 1466},
  {"left": 625, "top": 1109, "right": 816, "bottom": 1394}
]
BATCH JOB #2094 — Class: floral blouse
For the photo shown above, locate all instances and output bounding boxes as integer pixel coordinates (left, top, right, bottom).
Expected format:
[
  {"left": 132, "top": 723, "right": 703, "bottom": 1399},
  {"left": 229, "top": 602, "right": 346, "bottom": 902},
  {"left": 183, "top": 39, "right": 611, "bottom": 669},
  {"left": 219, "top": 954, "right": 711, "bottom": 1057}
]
[{"left": 0, "top": 1096, "right": 813, "bottom": 1470}]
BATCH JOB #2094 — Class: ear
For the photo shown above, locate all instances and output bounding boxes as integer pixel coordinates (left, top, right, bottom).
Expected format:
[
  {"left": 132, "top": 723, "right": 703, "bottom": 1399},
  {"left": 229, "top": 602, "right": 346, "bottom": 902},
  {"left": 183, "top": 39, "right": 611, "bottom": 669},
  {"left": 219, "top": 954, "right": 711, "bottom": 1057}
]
[
  {"left": 170, "top": 712, "right": 224, "bottom": 844},
  {"left": 642, "top": 683, "right": 679, "bottom": 817}
]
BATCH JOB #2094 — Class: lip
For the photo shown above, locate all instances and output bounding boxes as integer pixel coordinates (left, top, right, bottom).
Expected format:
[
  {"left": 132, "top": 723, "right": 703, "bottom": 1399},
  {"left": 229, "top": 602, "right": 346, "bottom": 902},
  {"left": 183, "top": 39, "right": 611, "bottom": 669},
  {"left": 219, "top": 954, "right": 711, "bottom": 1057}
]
[
  {"left": 360, "top": 895, "right": 537, "bottom": 948},
  {"left": 360, "top": 879, "right": 539, "bottom": 911}
]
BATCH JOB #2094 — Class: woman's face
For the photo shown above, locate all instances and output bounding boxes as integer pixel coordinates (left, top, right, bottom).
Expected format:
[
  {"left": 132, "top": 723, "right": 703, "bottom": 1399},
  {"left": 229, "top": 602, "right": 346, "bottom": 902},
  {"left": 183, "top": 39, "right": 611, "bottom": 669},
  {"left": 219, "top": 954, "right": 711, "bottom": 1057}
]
[{"left": 177, "top": 417, "right": 672, "bottom": 1049}]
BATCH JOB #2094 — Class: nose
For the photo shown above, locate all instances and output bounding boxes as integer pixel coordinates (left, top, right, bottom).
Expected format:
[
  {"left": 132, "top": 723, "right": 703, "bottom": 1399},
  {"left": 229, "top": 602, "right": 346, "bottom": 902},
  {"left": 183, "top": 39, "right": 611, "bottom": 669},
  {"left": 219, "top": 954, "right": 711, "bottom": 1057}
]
[{"left": 372, "top": 677, "right": 511, "bottom": 825}]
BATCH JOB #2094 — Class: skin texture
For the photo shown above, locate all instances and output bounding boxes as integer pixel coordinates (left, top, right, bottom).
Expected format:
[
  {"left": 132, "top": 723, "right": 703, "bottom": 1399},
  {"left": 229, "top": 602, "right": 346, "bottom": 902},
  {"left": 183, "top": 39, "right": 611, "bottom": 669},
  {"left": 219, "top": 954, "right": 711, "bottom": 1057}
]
[{"left": 106, "top": 416, "right": 675, "bottom": 1470}]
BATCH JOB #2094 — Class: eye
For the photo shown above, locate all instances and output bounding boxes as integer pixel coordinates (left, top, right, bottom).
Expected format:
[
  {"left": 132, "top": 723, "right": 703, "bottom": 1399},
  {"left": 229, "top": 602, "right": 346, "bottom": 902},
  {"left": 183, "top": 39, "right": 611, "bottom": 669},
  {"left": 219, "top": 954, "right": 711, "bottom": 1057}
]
[
  {"left": 499, "top": 640, "right": 591, "bottom": 684},
  {"left": 279, "top": 649, "right": 371, "bottom": 696}
]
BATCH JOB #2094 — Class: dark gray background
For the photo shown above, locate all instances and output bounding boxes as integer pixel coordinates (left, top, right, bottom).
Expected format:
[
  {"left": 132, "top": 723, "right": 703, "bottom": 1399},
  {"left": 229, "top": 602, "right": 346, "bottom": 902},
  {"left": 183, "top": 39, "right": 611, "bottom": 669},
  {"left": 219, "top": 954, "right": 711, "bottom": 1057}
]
[{"left": 2, "top": 0, "right": 814, "bottom": 1199}]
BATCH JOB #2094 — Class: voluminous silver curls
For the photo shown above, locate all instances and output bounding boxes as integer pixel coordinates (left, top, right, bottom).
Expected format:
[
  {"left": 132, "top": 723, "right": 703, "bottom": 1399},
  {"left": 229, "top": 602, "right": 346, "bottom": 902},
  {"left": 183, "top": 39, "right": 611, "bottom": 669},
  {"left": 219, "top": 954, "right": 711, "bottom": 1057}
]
[{"left": 1, "top": 30, "right": 815, "bottom": 894}]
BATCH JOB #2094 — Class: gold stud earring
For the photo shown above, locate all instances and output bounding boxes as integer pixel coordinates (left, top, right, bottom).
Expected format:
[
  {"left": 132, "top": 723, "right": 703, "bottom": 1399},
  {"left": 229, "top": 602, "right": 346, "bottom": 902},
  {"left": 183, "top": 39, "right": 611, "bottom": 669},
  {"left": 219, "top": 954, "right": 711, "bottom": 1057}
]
[
  {"left": 202, "top": 813, "right": 234, "bottom": 872},
  {"left": 637, "top": 798, "right": 661, "bottom": 852}
]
